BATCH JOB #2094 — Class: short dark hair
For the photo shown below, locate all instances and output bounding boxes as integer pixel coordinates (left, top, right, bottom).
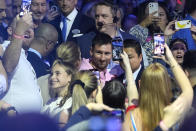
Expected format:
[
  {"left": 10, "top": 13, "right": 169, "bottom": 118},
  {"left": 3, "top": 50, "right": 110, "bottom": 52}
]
[
  {"left": 91, "top": 32, "right": 112, "bottom": 50},
  {"left": 94, "top": 1, "right": 119, "bottom": 17},
  {"left": 185, "top": 0, "right": 196, "bottom": 14},
  {"left": 123, "top": 39, "right": 142, "bottom": 56},
  {"left": 182, "top": 50, "right": 196, "bottom": 70},
  {"left": 102, "top": 79, "right": 126, "bottom": 109},
  {"left": 169, "top": 38, "right": 188, "bottom": 50}
]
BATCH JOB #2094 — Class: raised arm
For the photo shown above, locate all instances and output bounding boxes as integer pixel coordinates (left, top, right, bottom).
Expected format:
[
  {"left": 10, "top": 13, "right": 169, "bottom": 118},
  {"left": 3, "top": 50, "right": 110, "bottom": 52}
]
[
  {"left": 3, "top": 13, "right": 33, "bottom": 73},
  {"left": 121, "top": 51, "right": 139, "bottom": 106},
  {"left": 166, "top": 44, "right": 193, "bottom": 103}
]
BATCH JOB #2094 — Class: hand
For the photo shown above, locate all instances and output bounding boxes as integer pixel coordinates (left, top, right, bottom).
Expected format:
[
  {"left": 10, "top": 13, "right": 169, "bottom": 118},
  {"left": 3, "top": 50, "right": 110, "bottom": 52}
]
[
  {"left": 140, "top": 11, "right": 160, "bottom": 27},
  {"left": 120, "top": 51, "right": 132, "bottom": 72},
  {"left": 153, "top": 44, "right": 175, "bottom": 65},
  {"left": 46, "top": 10, "right": 59, "bottom": 22},
  {"left": 164, "top": 21, "right": 179, "bottom": 36},
  {"left": 162, "top": 97, "right": 189, "bottom": 128},
  {"left": 86, "top": 103, "right": 114, "bottom": 112},
  {"left": 15, "top": 12, "right": 34, "bottom": 35},
  {"left": 0, "top": 100, "right": 17, "bottom": 116}
]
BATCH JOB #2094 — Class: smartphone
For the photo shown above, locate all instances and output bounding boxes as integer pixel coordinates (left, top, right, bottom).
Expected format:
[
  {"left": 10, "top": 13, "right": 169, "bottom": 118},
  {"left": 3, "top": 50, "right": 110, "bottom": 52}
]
[
  {"left": 102, "top": 109, "right": 124, "bottom": 122},
  {"left": 112, "top": 37, "right": 123, "bottom": 61},
  {"left": 153, "top": 33, "right": 165, "bottom": 56},
  {"left": 148, "top": 2, "right": 158, "bottom": 17},
  {"left": 175, "top": 20, "right": 191, "bottom": 30},
  {"left": 49, "top": 1, "right": 59, "bottom": 12},
  {"left": 20, "top": 0, "right": 31, "bottom": 16}
]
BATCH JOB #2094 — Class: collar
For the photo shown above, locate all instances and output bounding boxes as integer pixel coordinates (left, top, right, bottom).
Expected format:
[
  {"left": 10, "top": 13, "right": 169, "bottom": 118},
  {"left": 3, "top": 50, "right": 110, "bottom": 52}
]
[
  {"left": 66, "top": 8, "right": 78, "bottom": 21},
  {"left": 133, "top": 64, "right": 142, "bottom": 81},
  {"left": 115, "top": 30, "right": 123, "bottom": 41},
  {"left": 28, "top": 48, "right": 42, "bottom": 59}
]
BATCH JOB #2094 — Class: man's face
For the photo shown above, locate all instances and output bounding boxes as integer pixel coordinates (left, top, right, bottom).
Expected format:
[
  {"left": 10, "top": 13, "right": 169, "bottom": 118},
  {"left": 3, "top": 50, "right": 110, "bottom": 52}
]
[
  {"left": 31, "top": 0, "right": 47, "bottom": 21},
  {"left": 13, "top": 0, "right": 22, "bottom": 16},
  {"left": 22, "top": 28, "right": 34, "bottom": 50},
  {"left": 95, "top": 5, "right": 114, "bottom": 32},
  {"left": 171, "top": 42, "right": 187, "bottom": 64},
  {"left": 90, "top": 43, "right": 112, "bottom": 71},
  {"left": 0, "top": 0, "right": 6, "bottom": 23},
  {"left": 57, "top": 0, "right": 77, "bottom": 16},
  {"left": 5, "top": 0, "right": 13, "bottom": 19},
  {"left": 123, "top": 47, "right": 142, "bottom": 73}
]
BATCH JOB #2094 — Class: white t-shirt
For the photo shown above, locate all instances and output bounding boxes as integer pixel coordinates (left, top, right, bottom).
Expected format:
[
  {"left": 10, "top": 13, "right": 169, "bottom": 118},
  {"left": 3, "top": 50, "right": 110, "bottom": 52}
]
[
  {"left": 1, "top": 41, "right": 43, "bottom": 113},
  {"left": 41, "top": 97, "right": 72, "bottom": 118}
]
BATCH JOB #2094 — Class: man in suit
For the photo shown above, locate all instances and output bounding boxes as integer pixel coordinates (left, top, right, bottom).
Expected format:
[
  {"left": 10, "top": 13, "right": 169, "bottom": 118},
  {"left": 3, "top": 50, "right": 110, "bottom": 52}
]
[
  {"left": 75, "top": 1, "right": 136, "bottom": 58},
  {"left": 27, "top": 23, "right": 58, "bottom": 78},
  {"left": 0, "top": 0, "right": 7, "bottom": 43},
  {"left": 117, "top": 39, "right": 144, "bottom": 89},
  {"left": 53, "top": 0, "right": 96, "bottom": 43}
]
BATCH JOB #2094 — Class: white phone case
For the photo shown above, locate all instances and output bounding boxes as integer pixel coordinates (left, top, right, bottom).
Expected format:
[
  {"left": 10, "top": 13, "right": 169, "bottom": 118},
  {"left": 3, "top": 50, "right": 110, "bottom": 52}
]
[
  {"left": 175, "top": 20, "right": 191, "bottom": 29},
  {"left": 149, "top": 2, "right": 158, "bottom": 17}
]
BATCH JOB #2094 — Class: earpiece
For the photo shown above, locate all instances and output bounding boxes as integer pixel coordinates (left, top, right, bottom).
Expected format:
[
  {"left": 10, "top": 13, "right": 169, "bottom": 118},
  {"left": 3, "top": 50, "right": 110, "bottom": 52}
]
[
  {"left": 112, "top": 5, "right": 119, "bottom": 23},
  {"left": 113, "top": 16, "right": 119, "bottom": 23}
]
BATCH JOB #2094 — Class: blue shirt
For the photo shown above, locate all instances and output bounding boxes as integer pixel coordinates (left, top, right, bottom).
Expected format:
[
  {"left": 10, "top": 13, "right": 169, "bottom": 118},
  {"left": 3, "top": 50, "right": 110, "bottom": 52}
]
[{"left": 172, "top": 14, "right": 196, "bottom": 50}]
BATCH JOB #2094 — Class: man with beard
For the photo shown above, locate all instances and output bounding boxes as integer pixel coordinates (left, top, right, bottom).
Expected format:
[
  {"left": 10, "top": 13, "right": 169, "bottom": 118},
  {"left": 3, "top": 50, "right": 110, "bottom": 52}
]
[
  {"left": 1, "top": 13, "right": 43, "bottom": 113},
  {"left": 79, "top": 32, "right": 122, "bottom": 87}
]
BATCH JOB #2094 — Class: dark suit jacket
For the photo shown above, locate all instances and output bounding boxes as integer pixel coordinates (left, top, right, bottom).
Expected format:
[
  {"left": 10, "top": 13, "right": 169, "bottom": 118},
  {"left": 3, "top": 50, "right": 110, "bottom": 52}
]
[
  {"left": 50, "top": 11, "right": 96, "bottom": 44},
  {"left": 0, "top": 24, "right": 8, "bottom": 43},
  {"left": 27, "top": 51, "right": 50, "bottom": 78},
  {"left": 75, "top": 30, "right": 138, "bottom": 58},
  {"left": 116, "top": 65, "right": 144, "bottom": 89}
]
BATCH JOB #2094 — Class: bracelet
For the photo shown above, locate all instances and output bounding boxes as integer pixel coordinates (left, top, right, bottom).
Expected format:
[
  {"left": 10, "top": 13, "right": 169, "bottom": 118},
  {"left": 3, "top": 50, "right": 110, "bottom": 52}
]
[
  {"left": 4, "top": 106, "right": 18, "bottom": 115},
  {"left": 13, "top": 34, "right": 25, "bottom": 40},
  {"left": 159, "top": 120, "right": 169, "bottom": 131}
]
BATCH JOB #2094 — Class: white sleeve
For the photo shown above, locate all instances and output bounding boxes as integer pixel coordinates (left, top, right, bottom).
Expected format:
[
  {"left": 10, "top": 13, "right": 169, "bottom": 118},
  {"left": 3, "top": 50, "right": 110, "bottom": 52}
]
[{"left": 0, "top": 74, "right": 7, "bottom": 95}]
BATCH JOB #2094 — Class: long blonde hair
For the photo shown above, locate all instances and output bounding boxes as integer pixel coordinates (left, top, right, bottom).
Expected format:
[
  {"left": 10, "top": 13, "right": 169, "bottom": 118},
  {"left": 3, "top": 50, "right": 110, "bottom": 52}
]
[
  {"left": 49, "top": 60, "right": 75, "bottom": 107},
  {"left": 139, "top": 63, "right": 172, "bottom": 131},
  {"left": 71, "top": 70, "right": 98, "bottom": 114},
  {"left": 56, "top": 41, "right": 81, "bottom": 69}
]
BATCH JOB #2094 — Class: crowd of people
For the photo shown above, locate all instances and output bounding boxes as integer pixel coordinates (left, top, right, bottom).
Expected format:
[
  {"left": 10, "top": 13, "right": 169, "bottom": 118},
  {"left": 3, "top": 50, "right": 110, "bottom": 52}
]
[{"left": 0, "top": 0, "right": 196, "bottom": 130}]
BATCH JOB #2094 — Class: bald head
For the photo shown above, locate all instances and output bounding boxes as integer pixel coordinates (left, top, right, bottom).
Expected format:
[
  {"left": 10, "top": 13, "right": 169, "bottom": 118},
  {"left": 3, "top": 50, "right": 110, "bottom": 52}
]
[
  {"left": 31, "top": 23, "right": 58, "bottom": 57},
  {"left": 35, "top": 23, "right": 58, "bottom": 41}
]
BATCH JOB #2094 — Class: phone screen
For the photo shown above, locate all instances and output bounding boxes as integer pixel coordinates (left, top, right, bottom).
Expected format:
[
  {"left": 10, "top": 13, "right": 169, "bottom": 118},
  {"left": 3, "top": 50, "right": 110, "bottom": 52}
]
[
  {"left": 112, "top": 37, "right": 123, "bottom": 61},
  {"left": 20, "top": 0, "right": 32, "bottom": 16},
  {"left": 153, "top": 33, "right": 165, "bottom": 56}
]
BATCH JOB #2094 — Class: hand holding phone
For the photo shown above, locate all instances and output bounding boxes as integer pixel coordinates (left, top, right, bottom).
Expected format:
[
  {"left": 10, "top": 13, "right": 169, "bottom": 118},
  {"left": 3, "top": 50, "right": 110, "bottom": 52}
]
[
  {"left": 148, "top": 2, "right": 158, "bottom": 17},
  {"left": 153, "top": 33, "right": 165, "bottom": 56},
  {"left": 175, "top": 20, "right": 191, "bottom": 30},
  {"left": 20, "top": 0, "right": 32, "bottom": 17}
]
